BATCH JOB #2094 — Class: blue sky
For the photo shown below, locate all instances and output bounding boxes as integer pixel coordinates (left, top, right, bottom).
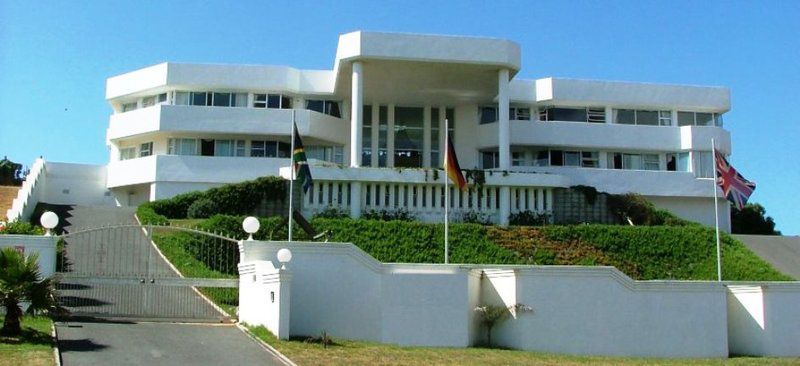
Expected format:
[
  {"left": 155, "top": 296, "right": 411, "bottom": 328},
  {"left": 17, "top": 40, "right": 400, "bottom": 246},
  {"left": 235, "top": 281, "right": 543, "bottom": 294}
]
[{"left": 0, "top": 1, "right": 798, "bottom": 234}]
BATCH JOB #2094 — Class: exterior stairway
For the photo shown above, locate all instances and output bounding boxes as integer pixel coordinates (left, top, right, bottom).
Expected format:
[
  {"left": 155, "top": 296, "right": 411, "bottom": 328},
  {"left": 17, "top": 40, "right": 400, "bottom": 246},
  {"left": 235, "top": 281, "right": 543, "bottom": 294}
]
[{"left": 0, "top": 185, "right": 21, "bottom": 220}]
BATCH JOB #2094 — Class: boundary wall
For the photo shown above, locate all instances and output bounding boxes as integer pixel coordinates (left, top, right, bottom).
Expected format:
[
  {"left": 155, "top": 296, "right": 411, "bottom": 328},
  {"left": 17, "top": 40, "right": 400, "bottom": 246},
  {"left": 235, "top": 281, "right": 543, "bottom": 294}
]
[{"left": 237, "top": 241, "right": 800, "bottom": 358}]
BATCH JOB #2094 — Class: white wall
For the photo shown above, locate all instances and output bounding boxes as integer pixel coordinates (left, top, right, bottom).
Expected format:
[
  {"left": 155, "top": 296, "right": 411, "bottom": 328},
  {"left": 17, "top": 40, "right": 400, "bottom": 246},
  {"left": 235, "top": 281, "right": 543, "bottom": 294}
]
[
  {"left": 486, "top": 269, "right": 728, "bottom": 358},
  {"left": 0, "top": 235, "right": 57, "bottom": 278},
  {"left": 647, "top": 195, "right": 731, "bottom": 232},
  {"left": 41, "top": 162, "right": 114, "bottom": 207},
  {"left": 727, "top": 284, "right": 800, "bottom": 357},
  {"left": 236, "top": 241, "right": 800, "bottom": 358}
]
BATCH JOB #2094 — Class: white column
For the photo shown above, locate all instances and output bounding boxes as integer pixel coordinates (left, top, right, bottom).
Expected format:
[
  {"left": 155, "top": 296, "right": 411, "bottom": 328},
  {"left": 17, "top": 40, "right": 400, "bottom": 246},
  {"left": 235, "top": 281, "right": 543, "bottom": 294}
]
[
  {"left": 605, "top": 106, "right": 614, "bottom": 124},
  {"left": 387, "top": 104, "right": 395, "bottom": 167},
  {"left": 438, "top": 105, "right": 447, "bottom": 167},
  {"left": 423, "top": 105, "right": 432, "bottom": 167},
  {"left": 371, "top": 104, "right": 379, "bottom": 168},
  {"left": 350, "top": 61, "right": 363, "bottom": 168},
  {"left": 499, "top": 186, "right": 510, "bottom": 226},
  {"left": 671, "top": 109, "right": 679, "bottom": 127},
  {"left": 498, "top": 69, "right": 511, "bottom": 170},
  {"left": 350, "top": 182, "right": 362, "bottom": 218}
]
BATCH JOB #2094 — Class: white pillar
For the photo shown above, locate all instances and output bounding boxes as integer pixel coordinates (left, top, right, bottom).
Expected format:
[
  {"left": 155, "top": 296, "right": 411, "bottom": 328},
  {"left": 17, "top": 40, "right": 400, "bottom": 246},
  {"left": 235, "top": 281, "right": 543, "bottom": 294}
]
[
  {"left": 605, "top": 106, "right": 614, "bottom": 124},
  {"left": 498, "top": 69, "right": 511, "bottom": 170},
  {"left": 371, "top": 104, "right": 379, "bottom": 168},
  {"left": 438, "top": 105, "right": 447, "bottom": 167},
  {"left": 499, "top": 186, "right": 510, "bottom": 226},
  {"left": 350, "top": 182, "right": 362, "bottom": 219},
  {"left": 350, "top": 61, "right": 363, "bottom": 168},
  {"left": 423, "top": 105, "right": 432, "bottom": 167},
  {"left": 387, "top": 104, "right": 395, "bottom": 167}
]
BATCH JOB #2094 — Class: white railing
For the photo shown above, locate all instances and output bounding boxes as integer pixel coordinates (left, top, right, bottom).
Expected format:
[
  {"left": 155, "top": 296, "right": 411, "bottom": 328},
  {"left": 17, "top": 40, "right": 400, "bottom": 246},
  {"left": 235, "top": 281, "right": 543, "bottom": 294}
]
[
  {"left": 6, "top": 158, "right": 45, "bottom": 222},
  {"left": 303, "top": 180, "right": 552, "bottom": 223}
]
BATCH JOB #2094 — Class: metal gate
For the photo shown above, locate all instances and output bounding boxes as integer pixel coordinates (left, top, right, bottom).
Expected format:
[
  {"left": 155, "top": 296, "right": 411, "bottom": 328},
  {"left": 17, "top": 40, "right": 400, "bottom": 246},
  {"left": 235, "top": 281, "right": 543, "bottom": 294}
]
[{"left": 55, "top": 224, "right": 239, "bottom": 322}]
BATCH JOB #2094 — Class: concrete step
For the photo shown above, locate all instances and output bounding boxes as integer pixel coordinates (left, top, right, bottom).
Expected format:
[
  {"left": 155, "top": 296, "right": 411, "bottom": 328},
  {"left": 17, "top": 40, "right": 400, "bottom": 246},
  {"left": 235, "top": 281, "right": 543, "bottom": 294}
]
[{"left": 0, "top": 185, "right": 21, "bottom": 221}]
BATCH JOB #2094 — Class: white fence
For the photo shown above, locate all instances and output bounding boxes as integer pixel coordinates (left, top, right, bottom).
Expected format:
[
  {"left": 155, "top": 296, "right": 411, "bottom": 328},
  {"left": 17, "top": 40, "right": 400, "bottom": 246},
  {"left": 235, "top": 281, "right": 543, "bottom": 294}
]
[
  {"left": 238, "top": 240, "right": 800, "bottom": 358},
  {"left": 303, "top": 180, "right": 553, "bottom": 223}
]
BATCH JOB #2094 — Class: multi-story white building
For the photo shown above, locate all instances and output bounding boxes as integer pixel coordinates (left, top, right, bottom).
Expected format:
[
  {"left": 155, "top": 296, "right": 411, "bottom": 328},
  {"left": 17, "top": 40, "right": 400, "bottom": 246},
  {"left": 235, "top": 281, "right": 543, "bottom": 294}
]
[{"left": 104, "top": 31, "right": 732, "bottom": 230}]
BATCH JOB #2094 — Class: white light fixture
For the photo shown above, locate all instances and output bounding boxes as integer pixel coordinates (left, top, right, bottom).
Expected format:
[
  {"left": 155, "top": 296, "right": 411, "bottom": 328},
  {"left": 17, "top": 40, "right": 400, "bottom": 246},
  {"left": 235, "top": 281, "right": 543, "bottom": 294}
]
[
  {"left": 40, "top": 211, "right": 58, "bottom": 236},
  {"left": 242, "top": 216, "right": 260, "bottom": 241},
  {"left": 277, "top": 248, "right": 292, "bottom": 269}
]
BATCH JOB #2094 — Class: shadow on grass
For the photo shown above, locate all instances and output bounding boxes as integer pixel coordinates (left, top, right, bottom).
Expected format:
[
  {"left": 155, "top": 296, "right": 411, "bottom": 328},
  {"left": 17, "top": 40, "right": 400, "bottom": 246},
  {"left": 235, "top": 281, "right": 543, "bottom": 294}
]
[{"left": 0, "top": 326, "right": 53, "bottom": 346}]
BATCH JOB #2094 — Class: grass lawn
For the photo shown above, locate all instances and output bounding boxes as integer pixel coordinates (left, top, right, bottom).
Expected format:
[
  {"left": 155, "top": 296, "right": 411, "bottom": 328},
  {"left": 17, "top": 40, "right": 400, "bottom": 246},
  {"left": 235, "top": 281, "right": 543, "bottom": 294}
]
[
  {"left": 0, "top": 316, "right": 55, "bottom": 366},
  {"left": 245, "top": 325, "right": 799, "bottom": 366}
]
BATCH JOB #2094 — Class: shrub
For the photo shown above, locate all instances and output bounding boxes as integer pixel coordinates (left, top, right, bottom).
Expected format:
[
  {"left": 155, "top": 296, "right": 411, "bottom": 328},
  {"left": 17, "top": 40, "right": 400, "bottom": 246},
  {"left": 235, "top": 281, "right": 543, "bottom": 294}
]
[
  {"left": 313, "top": 207, "right": 349, "bottom": 219},
  {"left": 508, "top": 210, "right": 550, "bottom": 226},
  {"left": 362, "top": 208, "right": 416, "bottom": 222},
  {"left": 187, "top": 198, "right": 217, "bottom": 219},
  {"left": 606, "top": 193, "right": 692, "bottom": 226},
  {"left": 458, "top": 210, "right": 492, "bottom": 225},
  {"left": 0, "top": 221, "right": 45, "bottom": 235}
]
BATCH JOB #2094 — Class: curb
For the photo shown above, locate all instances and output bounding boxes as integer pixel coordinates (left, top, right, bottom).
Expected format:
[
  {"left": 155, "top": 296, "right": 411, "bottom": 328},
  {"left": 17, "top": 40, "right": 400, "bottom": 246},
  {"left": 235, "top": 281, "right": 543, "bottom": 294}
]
[
  {"left": 51, "top": 321, "right": 62, "bottom": 366},
  {"left": 235, "top": 324, "right": 298, "bottom": 366}
]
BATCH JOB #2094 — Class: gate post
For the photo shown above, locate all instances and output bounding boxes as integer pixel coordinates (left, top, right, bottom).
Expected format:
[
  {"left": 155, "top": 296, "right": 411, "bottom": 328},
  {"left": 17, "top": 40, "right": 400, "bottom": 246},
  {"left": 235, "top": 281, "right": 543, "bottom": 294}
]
[{"left": 238, "top": 260, "right": 292, "bottom": 339}]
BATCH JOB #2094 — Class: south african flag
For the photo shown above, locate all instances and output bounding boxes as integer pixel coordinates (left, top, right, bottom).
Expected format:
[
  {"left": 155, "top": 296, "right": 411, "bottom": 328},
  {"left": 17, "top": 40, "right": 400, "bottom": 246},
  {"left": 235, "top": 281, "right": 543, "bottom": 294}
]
[{"left": 293, "top": 122, "right": 313, "bottom": 193}]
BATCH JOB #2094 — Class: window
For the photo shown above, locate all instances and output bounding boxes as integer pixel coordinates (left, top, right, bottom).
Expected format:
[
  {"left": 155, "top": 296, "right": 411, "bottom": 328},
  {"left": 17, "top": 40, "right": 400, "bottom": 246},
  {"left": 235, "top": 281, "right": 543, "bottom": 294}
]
[
  {"left": 614, "top": 109, "right": 669, "bottom": 126},
  {"left": 119, "top": 147, "right": 136, "bottom": 160},
  {"left": 278, "top": 142, "right": 291, "bottom": 158},
  {"left": 581, "top": 152, "right": 599, "bottom": 168},
  {"left": 512, "top": 152, "right": 525, "bottom": 166},
  {"left": 479, "top": 106, "right": 497, "bottom": 124},
  {"left": 212, "top": 93, "right": 231, "bottom": 107},
  {"left": 306, "top": 145, "right": 345, "bottom": 164},
  {"left": 550, "top": 150, "right": 564, "bottom": 166},
  {"left": 609, "top": 153, "right": 660, "bottom": 170},
  {"left": 677, "top": 111, "right": 722, "bottom": 127},
  {"left": 190, "top": 92, "right": 209, "bottom": 106},
  {"left": 254, "top": 94, "right": 267, "bottom": 108},
  {"left": 306, "top": 100, "right": 341, "bottom": 118},
  {"left": 693, "top": 151, "right": 714, "bottom": 178},
  {"left": 394, "top": 107, "right": 424, "bottom": 168},
  {"left": 139, "top": 142, "right": 153, "bottom": 157},
  {"left": 510, "top": 107, "right": 531, "bottom": 120},
  {"left": 534, "top": 150, "right": 549, "bottom": 166},
  {"left": 481, "top": 151, "right": 499, "bottom": 169},
  {"left": 254, "top": 94, "right": 292, "bottom": 109},
  {"left": 251, "top": 140, "right": 280, "bottom": 157},
  {"left": 174, "top": 92, "right": 189, "bottom": 105},
  {"left": 564, "top": 151, "right": 581, "bottom": 167},
  {"left": 122, "top": 102, "right": 137, "bottom": 112},
  {"left": 168, "top": 138, "right": 198, "bottom": 155},
  {"left": 362, "top": 105, "right": 372, "bottom": 166},
  {"left": 158, "top": 93, "right": 167, "bottom": 103},
  {"left": 539, "top": 107, "right": 603, "bottom": 123},
  {"left": 142, "top": 96, "right": 156, "bottom": 108}
]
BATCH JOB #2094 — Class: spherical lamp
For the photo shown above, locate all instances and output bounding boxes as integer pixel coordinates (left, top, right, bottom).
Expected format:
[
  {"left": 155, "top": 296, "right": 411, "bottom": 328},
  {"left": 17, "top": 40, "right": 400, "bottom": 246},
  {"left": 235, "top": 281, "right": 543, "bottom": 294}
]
[
  {"left": 242, "top": 216, "right": 260, "bottom": 241},
  {"left": 277, "top": 248, "right": 293, "bottom": 269},
  {"left": 40, "top": 211, "right": 59, "bottom": 236}
]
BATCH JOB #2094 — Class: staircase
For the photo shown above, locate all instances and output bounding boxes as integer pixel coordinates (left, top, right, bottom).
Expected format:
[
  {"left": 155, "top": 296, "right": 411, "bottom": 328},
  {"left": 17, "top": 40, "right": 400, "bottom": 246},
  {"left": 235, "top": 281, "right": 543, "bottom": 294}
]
[{"left": 0, "top": 186, "right": 21, "bottom": 221}]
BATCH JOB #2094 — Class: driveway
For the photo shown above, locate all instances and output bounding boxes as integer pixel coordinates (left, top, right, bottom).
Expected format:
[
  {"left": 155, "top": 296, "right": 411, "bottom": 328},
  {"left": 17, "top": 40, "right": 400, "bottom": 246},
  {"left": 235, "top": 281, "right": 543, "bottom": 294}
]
[{"left": 56, "top": 320, "right": 286, "bottom": 366}]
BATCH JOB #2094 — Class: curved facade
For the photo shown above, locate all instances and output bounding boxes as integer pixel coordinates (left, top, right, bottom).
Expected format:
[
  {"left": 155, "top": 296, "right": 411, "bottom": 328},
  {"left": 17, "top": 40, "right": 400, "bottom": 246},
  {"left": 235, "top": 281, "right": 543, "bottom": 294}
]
[{"left": 105, "top": 31, "right": 732, "bottom": 230}]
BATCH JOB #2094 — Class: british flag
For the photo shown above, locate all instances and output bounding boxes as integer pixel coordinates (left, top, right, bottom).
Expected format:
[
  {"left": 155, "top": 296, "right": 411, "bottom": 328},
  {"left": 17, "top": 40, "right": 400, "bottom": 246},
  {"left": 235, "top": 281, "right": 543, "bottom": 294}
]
[{"left": 714, "top": 149, "right": 756, "bottom": 210}]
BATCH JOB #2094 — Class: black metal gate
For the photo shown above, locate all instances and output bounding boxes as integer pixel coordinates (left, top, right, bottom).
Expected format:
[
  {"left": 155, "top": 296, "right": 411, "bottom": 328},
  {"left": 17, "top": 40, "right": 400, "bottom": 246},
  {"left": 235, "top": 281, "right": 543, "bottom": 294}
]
[{"left": 55, "top": 224, "right": 239, "bottom": 322}]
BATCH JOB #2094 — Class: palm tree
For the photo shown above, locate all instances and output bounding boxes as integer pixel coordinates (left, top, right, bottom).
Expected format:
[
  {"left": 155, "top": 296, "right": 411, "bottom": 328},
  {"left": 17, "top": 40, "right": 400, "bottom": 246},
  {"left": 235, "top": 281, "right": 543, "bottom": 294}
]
[{"left": 0, "top": 247, "right": 57, "bottom": 336}]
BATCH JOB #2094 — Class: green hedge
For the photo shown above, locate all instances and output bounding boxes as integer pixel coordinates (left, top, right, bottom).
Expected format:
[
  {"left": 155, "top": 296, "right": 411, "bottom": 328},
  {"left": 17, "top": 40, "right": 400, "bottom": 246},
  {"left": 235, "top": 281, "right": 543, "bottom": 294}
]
[
  {"left": 137, "top": 176, "right": 287, "bottom": 223},
  {"left": 0, "top": 221, "right": 45, "bottom": 235},
  {"left": 538, "top": 225, "right": 791, "bottom": 281}
]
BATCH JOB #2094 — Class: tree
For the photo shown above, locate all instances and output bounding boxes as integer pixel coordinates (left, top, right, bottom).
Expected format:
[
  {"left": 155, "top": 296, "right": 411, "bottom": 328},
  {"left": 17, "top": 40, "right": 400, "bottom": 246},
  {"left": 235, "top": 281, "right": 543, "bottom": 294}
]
[
  {"left": 0, "top": 247, "right": 58, "bottom": 336},
  {"left": 0, "top": 156, "right": 24, "bottom": 186},
  {"left": 730, "top": 203, "right": 780, "bottom": 235}
]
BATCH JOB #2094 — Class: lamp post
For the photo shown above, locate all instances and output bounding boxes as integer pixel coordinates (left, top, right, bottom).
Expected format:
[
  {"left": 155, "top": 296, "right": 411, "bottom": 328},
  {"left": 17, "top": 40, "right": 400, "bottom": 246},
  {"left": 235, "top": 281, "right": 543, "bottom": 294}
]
[
  {"left": 40, "top": 211, "right": 58, "bottom": 236},
  {"left": 242, "top": 216, "right": 260, "bottom": 241}
]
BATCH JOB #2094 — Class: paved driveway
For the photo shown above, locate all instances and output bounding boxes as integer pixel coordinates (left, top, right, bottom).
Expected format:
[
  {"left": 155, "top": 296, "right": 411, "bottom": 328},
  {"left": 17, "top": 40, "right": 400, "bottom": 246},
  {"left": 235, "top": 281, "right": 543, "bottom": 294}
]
[{"left": 56, "top": 320, "right": 286, "bottom": 366}]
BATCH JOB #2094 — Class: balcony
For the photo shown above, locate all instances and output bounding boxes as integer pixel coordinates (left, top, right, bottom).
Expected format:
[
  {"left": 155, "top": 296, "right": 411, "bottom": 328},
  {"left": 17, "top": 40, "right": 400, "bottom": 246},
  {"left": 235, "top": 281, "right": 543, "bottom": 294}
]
[
  {"left": 107, "top": 105, "right": 349, "bottom": 144},
  {"left": 106, "top": 154, "right": 288, "bottom": 188},
  {"left": 477, "top": 121, "right": 731, "bottom": 153}
]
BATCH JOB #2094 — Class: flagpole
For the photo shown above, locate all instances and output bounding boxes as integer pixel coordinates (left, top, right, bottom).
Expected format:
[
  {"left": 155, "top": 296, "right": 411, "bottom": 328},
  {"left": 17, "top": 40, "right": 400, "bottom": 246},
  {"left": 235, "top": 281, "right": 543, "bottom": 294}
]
[
  {"left": 444, "top": 118, "right": 450, "bottom": 265},
  {"left": 288, "top": 110, "right": 296, "bottom": 242},
  {"left": 711, "top": 138, "right": 722, "bottom": 281}
]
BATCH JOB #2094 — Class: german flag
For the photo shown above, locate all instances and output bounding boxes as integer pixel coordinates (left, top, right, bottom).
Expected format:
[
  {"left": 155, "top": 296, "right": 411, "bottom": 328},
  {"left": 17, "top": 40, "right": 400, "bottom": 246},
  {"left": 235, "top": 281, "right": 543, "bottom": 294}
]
[
  {"left": 293, "top": 122, "right": 313, "bottom": 194},
  {"left": 444, "top": 134, "right": 467, "bottom": 191}
]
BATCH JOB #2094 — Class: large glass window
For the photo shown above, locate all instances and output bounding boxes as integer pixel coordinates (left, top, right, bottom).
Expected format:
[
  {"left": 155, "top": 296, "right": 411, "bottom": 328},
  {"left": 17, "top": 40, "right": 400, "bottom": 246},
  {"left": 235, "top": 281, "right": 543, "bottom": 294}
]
[
  {"left": 479, "top": 106, "right": 497, "bottom": 124},
  {"left": 609, "top": 153, "right": 660, "bottom": 170},
  {"left": 119, "top": 147, "right": 136, "bottom": 160},
  {"left": 394, "top": 107, "right": 424, "bottom": 168},
  {"left": 614, "top": 109, "right": 668, "bottom": 126},
  {"left": 121, "top": 102, "right": 137, "bottom": 112},
  {"left": 678, "top": 111, "right": 723, "bottom": 127},
  {"left": 168, "top": 138, "right": 198, "bottom": 155},
  {"left": 306, "top": 100, "right": 341, "bottom": 118},
  {"left": 539, "top": 107, "right": 603, "bottom": 123},
  {"left": 139, "top": 142, "right": 153, "bottom": 157},
  {"left": 190, "top": 92, "right": 209, "bottom": 106},
  {"left": 693, "top": 151, "right": 714, "bottom": 178},
  {"left": 362, "top": 105, "right": 372, "bottom": 166},
  {"left": 174, "top": 92, "right": 189, "bottom": 106},
  {"left": 481, "top": 151, "right": 499, "bottom": 169},
  {"left": 430, "top": 108, "right": 440, "bottom": 167},
  {"left": 510, "top": 107, "right": 531, "bottom": 120},
  {"left": 512, "top": 152, "right": 525, "bottom": 166},
  {"left": 378, "top": 106, "right": 388, "bottom": 167}
]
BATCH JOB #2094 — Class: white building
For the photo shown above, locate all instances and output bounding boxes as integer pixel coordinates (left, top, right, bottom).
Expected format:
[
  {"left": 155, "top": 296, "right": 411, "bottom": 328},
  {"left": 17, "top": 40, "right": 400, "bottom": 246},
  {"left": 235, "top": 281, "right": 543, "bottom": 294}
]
[{"left": 104, "top": 31, "right": 731, "bottom": 229}]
